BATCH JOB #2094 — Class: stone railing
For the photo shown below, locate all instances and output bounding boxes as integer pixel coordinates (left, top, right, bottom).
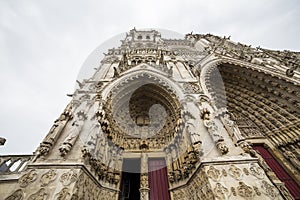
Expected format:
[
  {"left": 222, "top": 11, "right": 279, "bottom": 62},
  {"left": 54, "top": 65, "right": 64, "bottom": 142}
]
[{"left": 0, "top": 155, "right": 32, "bottom": 174}]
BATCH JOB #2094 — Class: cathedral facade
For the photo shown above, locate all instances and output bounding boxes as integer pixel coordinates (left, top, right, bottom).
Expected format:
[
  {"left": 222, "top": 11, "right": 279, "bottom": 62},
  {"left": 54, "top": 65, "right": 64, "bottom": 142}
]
[{"left": 0, "top": 29, "right": 299, "bottom": 200}]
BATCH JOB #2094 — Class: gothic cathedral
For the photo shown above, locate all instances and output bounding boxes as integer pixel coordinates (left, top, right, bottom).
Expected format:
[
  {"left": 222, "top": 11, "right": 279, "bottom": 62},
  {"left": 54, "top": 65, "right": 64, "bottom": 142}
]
[{"left": 1, "top": 29, "right": 299, "bottom": 200}]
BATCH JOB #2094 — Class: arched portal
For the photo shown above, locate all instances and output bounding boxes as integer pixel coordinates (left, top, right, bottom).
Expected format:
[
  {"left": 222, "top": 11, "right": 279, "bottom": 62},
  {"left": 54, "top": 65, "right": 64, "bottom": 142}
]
[
  {"left": 205, "top": 63, "right": 299, "bottom": 136},
  {"left": 101, "top": 71, "right": 182, "bottom": 200},
  {"left": 204, "top": 62, "right": 300, "bottom": 197},
  {"left": 104, "top": 71, "right": 182, "bottom": 151}
]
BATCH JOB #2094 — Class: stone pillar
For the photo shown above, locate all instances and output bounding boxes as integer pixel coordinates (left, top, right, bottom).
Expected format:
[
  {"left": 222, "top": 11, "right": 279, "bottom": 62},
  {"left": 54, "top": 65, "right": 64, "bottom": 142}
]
[{"left": 140, "top": 152, "right": 149, "bottom": 200}]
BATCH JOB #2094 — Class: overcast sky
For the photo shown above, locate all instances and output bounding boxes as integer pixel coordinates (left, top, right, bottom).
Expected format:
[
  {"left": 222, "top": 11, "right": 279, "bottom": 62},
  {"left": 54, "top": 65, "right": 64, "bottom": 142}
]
[{"left": 0, "top": 0, "right": 299, "bottom": 155}]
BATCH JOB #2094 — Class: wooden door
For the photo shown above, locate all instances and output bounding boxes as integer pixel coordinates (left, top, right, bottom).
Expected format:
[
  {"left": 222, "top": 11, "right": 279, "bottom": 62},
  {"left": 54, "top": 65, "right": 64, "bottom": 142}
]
[
  {"left": 148, "top": 159, "right": 171, "bottom": 200},
  {"left": 254, "top": 146, "right": 300, "bottom": 199}
]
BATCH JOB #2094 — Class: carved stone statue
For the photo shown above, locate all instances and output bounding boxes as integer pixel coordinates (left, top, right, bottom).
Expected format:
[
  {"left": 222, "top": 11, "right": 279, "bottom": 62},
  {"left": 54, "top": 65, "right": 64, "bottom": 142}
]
[
  {"left": 113, "top": 67, "right": 119, "bottom": 78},
  {"left": 168, "top": 65, "right": 173, "bottom": 77},
  {"left": 216, "top": 141, "right": 229, "bottom": 155},
  {"left": 86, "top": 121, "right": 101, "bottom": 154},
  {"left": 239, "top": 141, "right": 271, "bottom": 172},
  {"left": 164, "top": 147, "right": 173, "bottom": 173},
  {"left": 59, "top": 113, "right": 86, "bottom": 156},
  {"left": 201, "top": 108, "right": 228, "bottom": 155},
  {"left": 281, "top": 147, "right": 300, "bottom": 171},
  {"left": 214, "top": 183, "right": 229, "bottom": 200},
  {"left": 193, "top": 141, "right": 203, "bottom": 156},
  {"left": 182, "top": 109, "right": 202, "bottom": 150},
  {"left": 223, "top": 112, "right": 244, "bottom": 141},
  {"left": 33, "top": 104, "right": 73, "bottom": 161}
]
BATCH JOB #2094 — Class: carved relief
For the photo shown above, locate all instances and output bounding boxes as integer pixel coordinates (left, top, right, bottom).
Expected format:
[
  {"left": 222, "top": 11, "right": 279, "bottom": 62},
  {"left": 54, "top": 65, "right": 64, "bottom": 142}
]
[
  {"left": 60, "top": 169, "right": 78, "bottom": 186},
  {"left": 18, "top": 169, "right": 37, "bottom": 188},
  {"left": 182, "top": 82, "right": 201, "bottom": 94},
  {"left": 261, "top": 180, "right": 279, "bottom": 199},
  {"left": 237, "top": 181, "right": 254, "bottom": 199},
  {"left": 40, "top": 169, "right": 57, "bottom": 187},
  {"left": 230, "top": 187, "right": 237, "bottom": 196},
  {"left": 207, "top": 165, "right": 221, "bottom": 182},
  {"left": 140, "top": 173, "right": 148, "bottom": 188},
  {"left": 55, "top": 187, "right": 70, "bottom": 200},
  {"left": 222, "top": 169, "right": 227, "bottom": 177},
  {"left": 28, "top": 188, "right": 48, "bottom": 200},
  {"left": 216, "top": 142, "right": 229, "bottom": 155},
  {"left": 5, "top": 189, "right": 24, "bottom": 200},
  {"left": 249, "top": 163, "right": 264, "bottom": 179},
  {"left": 213, "top": 183, "right": 229, "bottom": 200},
  {"left": 71, "top": 171, "right": 118, "bottom": 200},
  {"left": 243, "top": 168, "right": 249, "bottom": 176},
  {"left": 228, "top": 164, "right": 242, "bottom": 180},
  {"left": 253, "top": 186, "right": 262, "bottom": 196},
  {"left": 140, "top": 183, "right": 149, "bottom": 200},
  {"left": 222, "top": 111, "right": 245, "bottom": 141},
  {"left": 277, "top": 184, "right": 294, "bottom": 200},
  {"left": 204, "top": 58, "right": 300, "bottom": 144},
  {"left": 172, "top": 189, "right": 185, "bottom": 199},
  {"left": 171, "top": 168, "right": 214, "bottom": 199},
  {"left": 190, "top": 32, "right": 299, "bottom": 81}
]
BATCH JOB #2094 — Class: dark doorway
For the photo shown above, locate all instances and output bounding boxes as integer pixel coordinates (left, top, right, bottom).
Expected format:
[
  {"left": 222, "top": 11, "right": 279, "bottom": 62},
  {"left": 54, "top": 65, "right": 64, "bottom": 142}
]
[{"left": 120, "top": 158, "right": 141, "bottom": 200}]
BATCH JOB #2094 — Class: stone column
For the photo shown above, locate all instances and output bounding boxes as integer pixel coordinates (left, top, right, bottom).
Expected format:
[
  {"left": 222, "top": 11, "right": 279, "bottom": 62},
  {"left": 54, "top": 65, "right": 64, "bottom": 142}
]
[{"left": 140, "top": 152, "right": 149, "bottom": 200}]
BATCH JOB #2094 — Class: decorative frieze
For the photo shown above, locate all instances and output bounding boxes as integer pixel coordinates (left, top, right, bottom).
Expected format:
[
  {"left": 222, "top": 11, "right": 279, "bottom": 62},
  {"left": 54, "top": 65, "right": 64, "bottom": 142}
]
[
  {"left": 28, "top": 188, "right": 48, "bottom": 200},
  {"left": 18, "top": 169, "right": 37, "bottom": 188},
  {"left": 4, "top": 189, "right": 24, "bottom": 200},
  {"left": 40, "top": 169, "right": 57, "bottom": 187},
  {"left": 59, "top": 169, "right": 78, "bottom": 186}
]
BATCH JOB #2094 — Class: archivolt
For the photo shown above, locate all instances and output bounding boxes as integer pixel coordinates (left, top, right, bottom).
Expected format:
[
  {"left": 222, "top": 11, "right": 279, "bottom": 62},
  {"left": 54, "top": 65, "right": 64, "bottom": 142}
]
[
  {"left": 98, "top": 69, "right": 184, "bottom": 149},
  {"left": 202, "top": 58, "right": 300, "bottom": 137}
]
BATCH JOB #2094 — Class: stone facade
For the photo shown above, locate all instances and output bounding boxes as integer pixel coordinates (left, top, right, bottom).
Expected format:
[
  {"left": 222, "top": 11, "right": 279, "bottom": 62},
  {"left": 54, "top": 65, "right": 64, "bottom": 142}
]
[{"left": 0, "top": 28, "right": 299, "bottom": 200}]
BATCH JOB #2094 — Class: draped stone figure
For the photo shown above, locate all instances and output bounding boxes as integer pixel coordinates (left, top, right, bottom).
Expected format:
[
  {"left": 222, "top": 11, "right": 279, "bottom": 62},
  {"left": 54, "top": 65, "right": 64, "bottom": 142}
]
[
  {"left": 222, "top": 112, "right": 244, "bottom": 142},
  {"left": 33, "top": 105, "right": 72, "bottom": 161},
  {"left": 281, "top": 147, "right": 300, "bottom": 171},
  {"left": 59, "top": 113, "right": 86, "bottom": 156},
  {"left": 201, "top": 108, "right": 228, "bottom": 154},
  {"left": 86, "top": 121, "right": 101, "bottom": 154}
]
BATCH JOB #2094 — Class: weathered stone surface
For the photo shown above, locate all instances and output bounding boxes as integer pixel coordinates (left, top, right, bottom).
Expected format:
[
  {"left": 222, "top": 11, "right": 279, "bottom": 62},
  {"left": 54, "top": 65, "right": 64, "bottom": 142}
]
[{"left": 1, "top": 28, "right": 298, "bottom": 200}]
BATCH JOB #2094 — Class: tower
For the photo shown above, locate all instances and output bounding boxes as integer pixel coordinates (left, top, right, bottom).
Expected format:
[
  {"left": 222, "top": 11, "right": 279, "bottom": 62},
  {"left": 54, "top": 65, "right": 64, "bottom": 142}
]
[{"left": 1, "top": 29, "right": 299, "bottom": 200}]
